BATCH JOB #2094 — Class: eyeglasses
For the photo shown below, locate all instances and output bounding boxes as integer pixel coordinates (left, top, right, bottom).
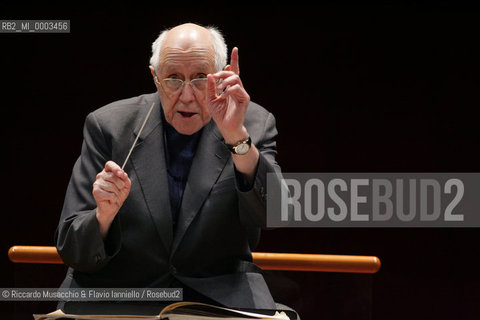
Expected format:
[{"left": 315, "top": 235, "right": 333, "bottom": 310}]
[{"left": 154, "top": 76, "right": 208, "bottom": 93}]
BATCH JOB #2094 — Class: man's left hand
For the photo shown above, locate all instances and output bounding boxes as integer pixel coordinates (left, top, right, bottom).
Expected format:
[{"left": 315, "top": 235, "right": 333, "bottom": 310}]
[{"left": 207, "top": 47, "right": 250, "bottom": 144}]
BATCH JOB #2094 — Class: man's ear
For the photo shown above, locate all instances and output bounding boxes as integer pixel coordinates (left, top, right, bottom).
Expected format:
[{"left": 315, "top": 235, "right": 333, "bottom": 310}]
[
  {"left": 224, "top": 64, "right": 231, "bottom": 71},
  {"left": 149, "top": 66, "right": 156, "bottom": 78},
  {"left": 149, "top": 66, "right": 162, "bottom": 91}
]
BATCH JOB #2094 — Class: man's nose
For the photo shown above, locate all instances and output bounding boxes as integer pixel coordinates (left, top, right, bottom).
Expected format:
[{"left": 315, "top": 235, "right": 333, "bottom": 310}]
[{"left": 178, "top": 82, "right": 195, "bottom": 104}]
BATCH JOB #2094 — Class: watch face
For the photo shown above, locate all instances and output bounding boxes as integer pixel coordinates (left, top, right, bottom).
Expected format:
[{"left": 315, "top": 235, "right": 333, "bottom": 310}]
[{"left": 235, "top": 143, "right": 250, "bottom": 155}]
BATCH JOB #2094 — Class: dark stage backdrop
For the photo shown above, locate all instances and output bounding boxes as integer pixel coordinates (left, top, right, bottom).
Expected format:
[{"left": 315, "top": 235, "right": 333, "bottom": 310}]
[{"left": 1, "top": 1, "right": 479, "bottom": 319}]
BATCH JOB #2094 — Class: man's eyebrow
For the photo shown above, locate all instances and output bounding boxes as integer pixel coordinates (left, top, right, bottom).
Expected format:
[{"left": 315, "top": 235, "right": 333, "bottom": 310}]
[
  {"left": 193, "top": 63, "right": 210, "bottom": 70},
  {"left": 162, "top": 64, "right": 180, "bottom": 73}
]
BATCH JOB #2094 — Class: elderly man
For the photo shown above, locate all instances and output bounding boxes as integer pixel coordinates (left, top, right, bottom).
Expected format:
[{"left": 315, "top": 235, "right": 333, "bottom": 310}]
[{"left": 55, "top": 23, "right": 289, "bottom": 313}]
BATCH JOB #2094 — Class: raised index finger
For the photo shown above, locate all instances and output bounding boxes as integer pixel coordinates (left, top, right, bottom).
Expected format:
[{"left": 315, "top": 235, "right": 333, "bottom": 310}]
[{"left": 230, "top": 47, "right": 240, "bottom": 75}]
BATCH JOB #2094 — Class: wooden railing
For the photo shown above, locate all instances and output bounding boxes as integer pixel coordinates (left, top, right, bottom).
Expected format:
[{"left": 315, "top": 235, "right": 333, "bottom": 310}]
[{"left": 8, "top": 246, "right": 381, "bottom": 274}]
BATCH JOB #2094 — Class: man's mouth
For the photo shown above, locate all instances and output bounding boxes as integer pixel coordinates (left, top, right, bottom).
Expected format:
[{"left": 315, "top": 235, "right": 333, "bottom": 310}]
[{"left": 178, "top": 111, "right": 197, "bottom": 118}]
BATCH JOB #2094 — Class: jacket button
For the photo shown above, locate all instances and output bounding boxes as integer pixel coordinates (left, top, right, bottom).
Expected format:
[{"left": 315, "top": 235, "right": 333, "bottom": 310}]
[{"left": 169, "top": 265, "right": 177, "bottom": 275}]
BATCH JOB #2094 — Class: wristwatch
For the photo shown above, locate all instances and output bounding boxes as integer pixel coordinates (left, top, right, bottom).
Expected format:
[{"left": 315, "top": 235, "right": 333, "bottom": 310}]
[{"left": 226, "top": 136, "right": 252, "bottom": 155}]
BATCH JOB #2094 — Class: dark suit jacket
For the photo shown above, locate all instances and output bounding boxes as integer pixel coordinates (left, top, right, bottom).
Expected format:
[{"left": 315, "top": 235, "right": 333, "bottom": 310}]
[{"left": 55, "top": 92, "right": 284, "bottom": 310}]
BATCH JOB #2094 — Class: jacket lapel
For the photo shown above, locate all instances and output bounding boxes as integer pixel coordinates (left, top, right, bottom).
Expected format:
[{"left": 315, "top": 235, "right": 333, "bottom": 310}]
[
  {"left": 130, "top": 95, "right": 173, "bottom": 253},
  {"left": 171, "top": 120, "right": 230, "bottom": 255}
]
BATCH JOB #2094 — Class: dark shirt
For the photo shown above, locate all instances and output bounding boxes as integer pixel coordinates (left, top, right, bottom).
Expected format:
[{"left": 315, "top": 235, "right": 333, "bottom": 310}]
[{"left": 162, "top": 116, "right": 202, "bottom": 228}]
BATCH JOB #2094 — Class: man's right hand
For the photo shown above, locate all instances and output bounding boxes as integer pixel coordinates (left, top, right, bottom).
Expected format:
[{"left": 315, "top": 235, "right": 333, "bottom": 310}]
[{"left": 93, "top": 161, "right": 131, "bottom": 238}]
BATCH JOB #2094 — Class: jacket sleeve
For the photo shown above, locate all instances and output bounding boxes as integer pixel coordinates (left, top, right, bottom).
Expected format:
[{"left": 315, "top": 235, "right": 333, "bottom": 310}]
[
  {"left": 236, "top": 111, "right": 289, "bottom": 231},
  {"left": 54, "top": 112, "right": 122, "bottom": 273}
]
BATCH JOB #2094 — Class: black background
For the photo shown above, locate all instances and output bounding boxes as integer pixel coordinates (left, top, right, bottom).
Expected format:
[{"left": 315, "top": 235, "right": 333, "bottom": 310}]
[{"left": 1, "top": 1, "right": 479, "bottom": 319}]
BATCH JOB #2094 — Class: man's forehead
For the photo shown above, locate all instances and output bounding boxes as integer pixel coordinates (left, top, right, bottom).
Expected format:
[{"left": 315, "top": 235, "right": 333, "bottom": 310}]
[
  {"left": 162, "top": 46, "right": 213, "bottom": 58},
  {"left": 160, "top": 47, "right": 215, "bottom": 71}
]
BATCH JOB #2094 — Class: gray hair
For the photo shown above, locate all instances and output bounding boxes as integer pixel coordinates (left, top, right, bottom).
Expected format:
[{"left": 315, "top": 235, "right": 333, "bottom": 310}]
[{"left": 149, "top": 25, "right": 227, "bottom": 73}]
